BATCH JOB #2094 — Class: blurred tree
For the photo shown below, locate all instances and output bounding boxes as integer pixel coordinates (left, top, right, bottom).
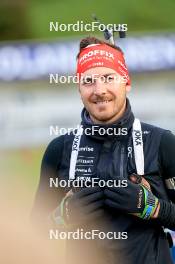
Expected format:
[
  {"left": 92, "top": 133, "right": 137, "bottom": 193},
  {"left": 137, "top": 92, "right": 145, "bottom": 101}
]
[{"left": 0, "top": 0, "right": 30, "bottom": 41}]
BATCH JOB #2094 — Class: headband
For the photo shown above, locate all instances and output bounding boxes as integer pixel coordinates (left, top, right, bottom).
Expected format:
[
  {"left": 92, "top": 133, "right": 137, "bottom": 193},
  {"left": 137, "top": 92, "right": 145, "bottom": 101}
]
[{"left": 76, "top": 44, "right": 130, "bottom": 85}]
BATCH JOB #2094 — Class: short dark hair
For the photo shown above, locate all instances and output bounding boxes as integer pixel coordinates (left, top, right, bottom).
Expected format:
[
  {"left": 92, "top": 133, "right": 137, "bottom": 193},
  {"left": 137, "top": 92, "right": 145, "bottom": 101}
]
[{"left": 77, "top": 36, "right": 124, "bottom": 59}]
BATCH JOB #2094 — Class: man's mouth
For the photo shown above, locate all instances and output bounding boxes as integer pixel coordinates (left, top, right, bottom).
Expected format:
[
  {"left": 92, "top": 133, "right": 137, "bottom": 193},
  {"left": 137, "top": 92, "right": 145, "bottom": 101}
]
[{"left": 94, "top": 100, "right": 112, "bottom": 105}]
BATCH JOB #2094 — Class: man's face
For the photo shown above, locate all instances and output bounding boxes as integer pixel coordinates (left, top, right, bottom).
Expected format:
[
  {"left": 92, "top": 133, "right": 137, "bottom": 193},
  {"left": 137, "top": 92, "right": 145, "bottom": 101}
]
[{"left": 79, "top": 67, "right": 131, "bottom": 124}]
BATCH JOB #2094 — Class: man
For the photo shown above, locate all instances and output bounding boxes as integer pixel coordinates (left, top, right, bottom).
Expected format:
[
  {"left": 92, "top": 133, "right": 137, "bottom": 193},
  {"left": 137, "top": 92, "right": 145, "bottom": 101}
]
[{"left": 32, "top": 37, "right": 175, "bottom": 264}]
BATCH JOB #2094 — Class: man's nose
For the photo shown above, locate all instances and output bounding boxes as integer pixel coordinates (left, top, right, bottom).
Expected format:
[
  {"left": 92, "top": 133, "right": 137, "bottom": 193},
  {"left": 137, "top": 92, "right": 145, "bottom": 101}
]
[{"left": 93, "top": 78, "right": 107, "bottom": 95}]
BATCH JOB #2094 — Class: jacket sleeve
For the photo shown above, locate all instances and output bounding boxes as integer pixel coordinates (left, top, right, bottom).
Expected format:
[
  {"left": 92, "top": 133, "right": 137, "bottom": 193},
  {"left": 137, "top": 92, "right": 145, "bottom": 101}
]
[
  {"left": 159, "top": 131, "right": 175, "bottom": 203},
  {"left": 31, "top": 135, "right": 66, "bottom": 224},
  {"left": 157, "top": 131, "right": 175, "bottom": 230}
]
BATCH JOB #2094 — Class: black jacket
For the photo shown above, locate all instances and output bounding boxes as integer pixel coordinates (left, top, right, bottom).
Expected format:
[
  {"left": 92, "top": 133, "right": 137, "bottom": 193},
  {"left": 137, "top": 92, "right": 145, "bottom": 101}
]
[{"left": 32, "top": 99, "right": 175, "bottom": 264}]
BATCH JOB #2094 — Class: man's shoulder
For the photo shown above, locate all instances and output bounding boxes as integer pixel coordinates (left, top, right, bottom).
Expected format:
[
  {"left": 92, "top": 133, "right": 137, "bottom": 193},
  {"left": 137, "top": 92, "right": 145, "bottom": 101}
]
[
  {"left": 139, "top": 122, "right": 173, "bottom": 152},
  {"left": 140, "top": 121, "right": 170, "bottom": 137},
  {"left": 42, "top": 133, "right": 75, "bottom": 165},
  {"left": 46, "top": 132, "right": 75, "bottom": 150}
]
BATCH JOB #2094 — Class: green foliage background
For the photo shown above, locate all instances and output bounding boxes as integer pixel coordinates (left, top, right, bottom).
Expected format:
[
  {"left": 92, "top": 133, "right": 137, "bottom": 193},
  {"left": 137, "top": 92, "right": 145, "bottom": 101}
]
[{"left": 0, "top": 0, "right": 175, "bottom": 41}]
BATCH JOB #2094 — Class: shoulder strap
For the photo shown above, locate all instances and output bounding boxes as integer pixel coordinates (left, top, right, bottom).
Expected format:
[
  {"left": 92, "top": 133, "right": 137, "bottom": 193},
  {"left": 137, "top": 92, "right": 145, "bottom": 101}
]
[
  {"left": 132, "top": 118, "right": 144, "bottom": 175},
  {"left": 69, "top": 126, "right": 83, "bottom": 180}
]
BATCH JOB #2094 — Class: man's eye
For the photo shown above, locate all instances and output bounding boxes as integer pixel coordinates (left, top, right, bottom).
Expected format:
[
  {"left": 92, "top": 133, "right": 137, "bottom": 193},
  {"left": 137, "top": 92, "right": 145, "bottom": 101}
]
[
  {"left": 82, "top": 78, "right": 94, "bottom": 85},
  {"left": 107, "top": 76, "right": 114, "bottom": 81},
  {"left": 103, "top": 76, "right": 114, "bottom": 82}
]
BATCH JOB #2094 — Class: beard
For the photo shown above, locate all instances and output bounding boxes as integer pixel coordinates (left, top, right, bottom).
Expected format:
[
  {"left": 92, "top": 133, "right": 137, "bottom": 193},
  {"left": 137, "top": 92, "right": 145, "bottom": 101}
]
[{"left": 87, "top": 100, "right": 126, "bottom": 124}]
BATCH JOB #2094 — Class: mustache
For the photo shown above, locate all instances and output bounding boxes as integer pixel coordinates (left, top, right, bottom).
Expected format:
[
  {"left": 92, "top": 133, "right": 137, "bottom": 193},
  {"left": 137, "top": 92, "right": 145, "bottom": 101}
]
[{"left": 90, "top": 95, "right": 113, "bottom": 102}]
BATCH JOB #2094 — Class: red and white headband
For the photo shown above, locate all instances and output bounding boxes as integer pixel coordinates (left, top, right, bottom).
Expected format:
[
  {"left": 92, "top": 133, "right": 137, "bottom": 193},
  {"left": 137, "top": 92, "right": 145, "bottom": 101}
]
[{"left": 76, "top": 43, "right": 130, "bottom": 85}]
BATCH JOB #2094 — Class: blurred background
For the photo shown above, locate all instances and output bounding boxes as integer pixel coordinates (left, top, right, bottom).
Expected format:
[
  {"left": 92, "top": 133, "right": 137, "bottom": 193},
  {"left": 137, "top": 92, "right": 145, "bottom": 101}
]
[{"left": 0, "top": 0, "right": 175, "bottom": 263}]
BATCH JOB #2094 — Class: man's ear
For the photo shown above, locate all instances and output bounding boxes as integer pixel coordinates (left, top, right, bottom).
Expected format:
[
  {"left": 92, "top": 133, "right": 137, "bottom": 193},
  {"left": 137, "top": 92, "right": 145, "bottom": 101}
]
[{"left": 126, "top": 85, "right": 131, "bottom": 93}]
